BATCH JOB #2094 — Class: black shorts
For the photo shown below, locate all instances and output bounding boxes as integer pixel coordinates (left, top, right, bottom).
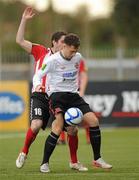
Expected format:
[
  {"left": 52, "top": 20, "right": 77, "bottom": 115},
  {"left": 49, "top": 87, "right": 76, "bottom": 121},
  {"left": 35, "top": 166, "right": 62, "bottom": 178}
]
[
  {"left": 49, "top": 92, "right": 92, "bottom": 116},
  {"left": 30, "top": 92, "right": 50, "bottom": 130}
]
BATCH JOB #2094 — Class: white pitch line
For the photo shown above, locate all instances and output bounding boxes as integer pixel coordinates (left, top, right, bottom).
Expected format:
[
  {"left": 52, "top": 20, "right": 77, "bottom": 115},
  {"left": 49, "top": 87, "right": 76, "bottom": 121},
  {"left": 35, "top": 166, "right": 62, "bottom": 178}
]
[
  {"left": 0, "top": 127, "right": 116, "bottom": 139},
  {"left": 0, "top": 132, "right": 47, "bottom": 139},
  {"left": 0, "top": 172, "right": 91, "bottom": 177}
]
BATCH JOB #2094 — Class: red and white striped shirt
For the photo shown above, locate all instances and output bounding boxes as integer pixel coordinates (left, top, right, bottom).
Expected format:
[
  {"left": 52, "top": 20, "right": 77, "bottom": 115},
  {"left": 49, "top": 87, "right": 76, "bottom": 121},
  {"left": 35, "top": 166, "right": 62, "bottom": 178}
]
[{"left": 31, "top": 44, "right": 52, "bottom": 92}]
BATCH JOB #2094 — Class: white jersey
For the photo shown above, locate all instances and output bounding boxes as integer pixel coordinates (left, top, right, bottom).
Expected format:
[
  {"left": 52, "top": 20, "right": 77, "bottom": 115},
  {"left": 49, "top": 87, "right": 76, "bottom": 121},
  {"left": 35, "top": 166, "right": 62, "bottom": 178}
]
[{"left": 33, "top": 51, "right": 82, "bottom": 96}]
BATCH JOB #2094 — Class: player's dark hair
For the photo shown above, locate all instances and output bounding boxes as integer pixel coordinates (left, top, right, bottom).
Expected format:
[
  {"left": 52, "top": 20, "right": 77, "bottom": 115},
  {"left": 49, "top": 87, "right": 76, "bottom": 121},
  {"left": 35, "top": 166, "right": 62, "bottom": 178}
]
[
  {"left": 51, "top": 31, "right": 67, "bottom": 47},
  {"left": 64, "top": 33, "right": 80, "bottom": 48}
]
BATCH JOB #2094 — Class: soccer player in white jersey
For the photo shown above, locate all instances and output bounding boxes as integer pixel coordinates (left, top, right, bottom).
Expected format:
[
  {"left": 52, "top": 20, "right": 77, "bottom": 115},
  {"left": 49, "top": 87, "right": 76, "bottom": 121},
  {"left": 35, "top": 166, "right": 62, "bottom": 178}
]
[
  {"left": 15, "top": 7, "right": 87, "bottom": 171},
  {"left": 58, "top": 59, "right": 90, "bottom": 144},
  {"left": 33, "top": 33, "right": 112, "bottom": 173}
]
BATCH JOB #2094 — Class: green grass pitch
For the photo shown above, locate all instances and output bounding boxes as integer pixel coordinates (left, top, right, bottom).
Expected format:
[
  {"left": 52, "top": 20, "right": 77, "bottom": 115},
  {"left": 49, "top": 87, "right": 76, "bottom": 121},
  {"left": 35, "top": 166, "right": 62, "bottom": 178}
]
[{"left": 0, "top": 128, "right": 139, "bottom": 180}]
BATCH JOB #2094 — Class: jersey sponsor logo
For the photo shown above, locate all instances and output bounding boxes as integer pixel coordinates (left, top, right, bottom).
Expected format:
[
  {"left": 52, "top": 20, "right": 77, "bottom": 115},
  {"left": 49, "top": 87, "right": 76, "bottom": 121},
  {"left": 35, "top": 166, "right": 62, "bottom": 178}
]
[
  {"left": 63, "top": 78, "right": 76, "bottom": 82},
  {"left": 63, "top": 71, "right": 77, "bottom": 82},
  {"left": 63, "top": 71, "right": 77, "bottom": 78},
  {"left": 41, "top": 64, "right": 47, "bottom": 71},
  {"left": 0, "top": 92, "right": 24, "bottom": 121}
]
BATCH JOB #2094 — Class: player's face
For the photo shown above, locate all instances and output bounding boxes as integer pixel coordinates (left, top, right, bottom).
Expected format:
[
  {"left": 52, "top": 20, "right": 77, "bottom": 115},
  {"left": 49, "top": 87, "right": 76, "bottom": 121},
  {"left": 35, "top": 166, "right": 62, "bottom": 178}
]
[
  {"left": 53, "top": 35, "right": 65, "bottom": 52},
  {"left": 63, "top": 45, "right": 78, "bottom": 60}
]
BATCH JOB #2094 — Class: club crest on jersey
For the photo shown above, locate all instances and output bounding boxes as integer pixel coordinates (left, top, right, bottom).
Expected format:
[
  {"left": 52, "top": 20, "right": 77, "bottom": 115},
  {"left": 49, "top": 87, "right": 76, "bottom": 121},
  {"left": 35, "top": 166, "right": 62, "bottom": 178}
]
[
  {"left": 41, "top": 64, "right": 47, "bottom": 71},
  {"left": 74, "top": 63, "right": 79, "bottom": 69}
]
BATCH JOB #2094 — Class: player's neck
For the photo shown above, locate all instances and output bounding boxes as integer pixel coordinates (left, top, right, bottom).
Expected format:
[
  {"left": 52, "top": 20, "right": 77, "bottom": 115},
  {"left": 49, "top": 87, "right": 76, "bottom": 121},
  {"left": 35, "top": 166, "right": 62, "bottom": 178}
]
[
  {"left": 50, "top": 47, "right": 56, "bottom": 54},
  {"left": 60, "top": 51, "right": 71, "bottom": 61}
]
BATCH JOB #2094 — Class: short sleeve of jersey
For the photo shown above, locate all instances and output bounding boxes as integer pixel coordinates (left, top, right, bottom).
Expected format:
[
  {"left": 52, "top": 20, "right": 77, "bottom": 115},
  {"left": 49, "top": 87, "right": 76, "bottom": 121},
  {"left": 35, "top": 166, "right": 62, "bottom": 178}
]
[
  {"left": 79, "top": 60, "right": 87, "bottom": 73},
  {"left": 41, "top": 54, "right": 56, "bottom": 73},
  {"left": 31, "top": 44, "right": 47, "bottom": 61}
]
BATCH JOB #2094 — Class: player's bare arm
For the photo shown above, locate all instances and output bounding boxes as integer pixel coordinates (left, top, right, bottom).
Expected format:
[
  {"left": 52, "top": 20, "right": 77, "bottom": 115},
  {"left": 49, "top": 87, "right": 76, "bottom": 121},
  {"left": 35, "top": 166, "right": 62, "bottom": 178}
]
[
  {"left": 79, "top": 71, "right": 88, "bottom": 97},
  {"left": 16, "top": 7, "right": 35, "bottom": 53}
]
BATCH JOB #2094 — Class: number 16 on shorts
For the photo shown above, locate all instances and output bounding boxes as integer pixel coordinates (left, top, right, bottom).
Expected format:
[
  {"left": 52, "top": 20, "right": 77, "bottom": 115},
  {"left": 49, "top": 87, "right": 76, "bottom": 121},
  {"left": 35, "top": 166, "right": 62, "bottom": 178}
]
[{"left": 34, "top": 108, "right": 42, "bottom": 116}]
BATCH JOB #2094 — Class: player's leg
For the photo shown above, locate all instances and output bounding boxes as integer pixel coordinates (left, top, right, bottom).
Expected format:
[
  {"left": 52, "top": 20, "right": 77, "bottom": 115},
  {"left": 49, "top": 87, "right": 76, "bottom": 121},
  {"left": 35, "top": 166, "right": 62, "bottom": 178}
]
[
  {"left": 16, "top": 92, "right": 49, "bottom": 168},
  {"left": 22, "top": 119, "right": 42, "bottom": 155},
  {"left": 16, "top": 119, "right": 42, "bottom": 169},
  {"left": 83, "top": 121, "right": 90, "bottom": 144},
  {"left": 83, "top": 112, "right": 101, "bottom": 160},
  {"left": 40, "top": 92, "right": 69, "bottom": 173},
  {"left": 83, "top": 112, "right": 112, "bottom": 169},
  {"left": 57, "top": 131, "right": 66, "bottom": 144},
  {"left": 67, "top": 127, "right": 78, "bottom": 163},
  {"left": 40, "top": 113, "right": 64, "bottom": 173},
  {"left": 73, "top": 93, "right": 112, "bottom": 169},
  {"left": 66, "top": 126, "right": 88, "bottom": 171},
  {"left": 85, "top": 127, "right": 90, "bottom": 144}
]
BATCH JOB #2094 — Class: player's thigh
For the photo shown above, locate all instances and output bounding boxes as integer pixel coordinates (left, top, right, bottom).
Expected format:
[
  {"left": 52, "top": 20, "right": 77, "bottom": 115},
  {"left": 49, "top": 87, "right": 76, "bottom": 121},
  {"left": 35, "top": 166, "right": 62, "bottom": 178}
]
[
  {"left": 72, "top": 96, "right": 99, "bottom": 127},
  {"left": 30, "top": 92, "right": 50, "bottom": 130},
  {"left": 69, "top": 93, "right": 91, "bottom": 114},
  {"left": 49, "top": 92, "right": 70, "bottom": 113}
]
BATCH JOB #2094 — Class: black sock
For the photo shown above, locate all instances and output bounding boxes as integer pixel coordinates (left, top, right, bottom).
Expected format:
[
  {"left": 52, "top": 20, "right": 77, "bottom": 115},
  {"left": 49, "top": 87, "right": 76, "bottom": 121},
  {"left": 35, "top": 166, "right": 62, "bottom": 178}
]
[
  {"left": 41, "top": 132, "right": 59, "bottom": 165},
  {"left": 89, "top": 126, "right": 101, "bottom": 160}
]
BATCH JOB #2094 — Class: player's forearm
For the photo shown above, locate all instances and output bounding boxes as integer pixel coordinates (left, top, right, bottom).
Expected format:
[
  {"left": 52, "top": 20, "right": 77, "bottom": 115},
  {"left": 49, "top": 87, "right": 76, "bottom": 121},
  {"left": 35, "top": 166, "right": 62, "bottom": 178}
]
[
  {"left": 80, "top": 84, "right": 87, "bottom": 96},
  {"left": 33, "top": 73, "right": 42, "bottom": 89},
  {"left": 33, "top": 68, "right": 47, "bottom": 89},
  {"left": 33, "top": 59, "right": 51, "bottom": 89},
  {"left": 79, "top": 74, "right": 88, "bottom": 96},
  {"left": 16, "top": 17, "right": 27, "bottom": 45},
  {"left": 16, "top": 17, "right": 32, "bottom": 53}
]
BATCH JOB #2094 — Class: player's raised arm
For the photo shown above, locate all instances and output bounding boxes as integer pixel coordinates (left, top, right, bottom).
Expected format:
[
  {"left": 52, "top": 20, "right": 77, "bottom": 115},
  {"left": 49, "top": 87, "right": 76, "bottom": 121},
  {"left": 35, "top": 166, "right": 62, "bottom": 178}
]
[{"left": 16, "top": 7, "right": 35, "bottom": 53}]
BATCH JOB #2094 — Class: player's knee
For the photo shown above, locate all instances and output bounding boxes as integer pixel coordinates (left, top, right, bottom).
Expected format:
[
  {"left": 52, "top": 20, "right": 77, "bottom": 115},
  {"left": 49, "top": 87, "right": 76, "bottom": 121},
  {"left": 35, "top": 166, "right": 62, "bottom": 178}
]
[
  {"left": 52, "top": 123, "right": 63, "bottom": 135},
  {"left": 31, "top": 119, "right": 42, "bottom": 133},
  {"left": 93, "top": 114, "right": 99, "bottom": 124},
  {"left": 52, "top": 126, "right": 62, "bottom": 135},
  {"left": 84, "top": 112, "right": 99, "bottom": 127},
  {"left": 67, "top": 126, "right": 78, "bottom": 136}
]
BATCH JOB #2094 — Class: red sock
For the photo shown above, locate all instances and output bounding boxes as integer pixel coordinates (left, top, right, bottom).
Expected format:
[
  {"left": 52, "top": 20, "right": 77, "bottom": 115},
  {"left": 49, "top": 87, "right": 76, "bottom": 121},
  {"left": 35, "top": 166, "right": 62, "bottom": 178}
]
[
  {"left": 59, "top": 131, "right": 66, "bottom": 141},
  {"left": 67, "top": 134, "right": 78, "bottom": 163},
  {"left": 22, "top": 128, "right": 37, "bottom": 155}
]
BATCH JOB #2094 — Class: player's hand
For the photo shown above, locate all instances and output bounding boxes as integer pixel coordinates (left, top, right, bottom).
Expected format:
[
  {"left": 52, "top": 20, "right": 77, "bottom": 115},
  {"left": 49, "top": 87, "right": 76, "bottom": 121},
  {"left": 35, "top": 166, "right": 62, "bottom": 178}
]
[
  {"left": 79, "top": 91, "right": 84, "bottom": 97},
  {"left": 35, "top": 85, "right": 45, "bottom": 92},
  {"left": 22, "top": 7, "right": 36, "bottom": 20}
]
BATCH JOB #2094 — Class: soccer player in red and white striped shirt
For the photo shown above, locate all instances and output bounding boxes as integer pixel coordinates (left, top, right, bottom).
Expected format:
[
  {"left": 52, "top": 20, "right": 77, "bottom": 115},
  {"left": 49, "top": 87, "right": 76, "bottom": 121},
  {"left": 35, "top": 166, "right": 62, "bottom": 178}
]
[{"left": 15, "top": 7, "right": 87, "bottom": 171}]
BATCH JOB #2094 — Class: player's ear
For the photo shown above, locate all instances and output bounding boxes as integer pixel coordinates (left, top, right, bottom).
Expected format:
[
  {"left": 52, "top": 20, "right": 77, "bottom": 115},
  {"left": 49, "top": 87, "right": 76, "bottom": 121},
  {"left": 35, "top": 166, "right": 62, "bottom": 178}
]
[
  {"left": 63, "top": 43, "right": 67, "bottom": 48},
  {"left": 52, "top": 40, "right": 56, "bottom": 47},
  {"left": 51, "top": 40, "right": 54, "bottom": 47}
]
